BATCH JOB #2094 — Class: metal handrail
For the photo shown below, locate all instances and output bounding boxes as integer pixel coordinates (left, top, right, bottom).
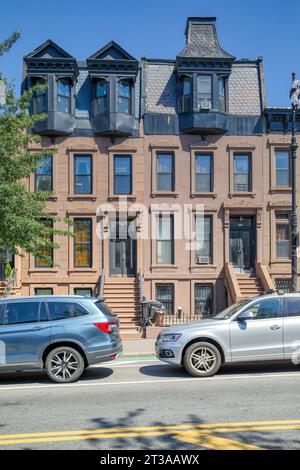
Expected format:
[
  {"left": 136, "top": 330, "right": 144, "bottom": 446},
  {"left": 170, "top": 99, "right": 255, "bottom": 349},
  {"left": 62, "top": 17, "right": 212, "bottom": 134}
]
[
  {"left": 99, "top": 268, "right": 105, "bottom": 301},
  {"left": 3, "top": 268, "right": 17, "bottom": 298}
]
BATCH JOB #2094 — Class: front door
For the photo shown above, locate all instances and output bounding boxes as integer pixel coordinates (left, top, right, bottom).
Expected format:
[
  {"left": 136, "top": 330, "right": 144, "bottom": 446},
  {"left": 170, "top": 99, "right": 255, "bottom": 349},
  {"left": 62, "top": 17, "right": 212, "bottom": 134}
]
[
  {"left": 109, "top": 219, "right": 136, "bottom": 276},
  {"left": 230, "top": 216, "right": 255, "bottom": 273}
]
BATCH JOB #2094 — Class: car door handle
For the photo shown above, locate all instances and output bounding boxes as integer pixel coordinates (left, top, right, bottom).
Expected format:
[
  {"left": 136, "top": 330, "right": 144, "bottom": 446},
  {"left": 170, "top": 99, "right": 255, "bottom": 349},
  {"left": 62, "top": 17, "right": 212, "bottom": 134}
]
[{"left": 270, "top": 325, "right": 281, "bottom": 330}]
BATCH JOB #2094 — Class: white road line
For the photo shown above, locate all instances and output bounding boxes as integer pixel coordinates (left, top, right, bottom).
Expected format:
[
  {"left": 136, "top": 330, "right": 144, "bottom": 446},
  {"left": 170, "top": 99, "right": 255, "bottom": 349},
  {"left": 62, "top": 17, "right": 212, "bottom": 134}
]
[{"left": 0, "top": 371, "right": 299, "bottom": 392}]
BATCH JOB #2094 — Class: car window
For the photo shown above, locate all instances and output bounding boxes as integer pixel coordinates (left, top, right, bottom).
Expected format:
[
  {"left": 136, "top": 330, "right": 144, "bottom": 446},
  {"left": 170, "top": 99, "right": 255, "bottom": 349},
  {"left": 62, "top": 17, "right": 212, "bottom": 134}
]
[
  {"left": 47, "top": 302, "right": 89, "bottom": 321},
  {"left": 285, "top": 298, "right": 300, "bottom": 317},
  {"left": 241, "top": 298, "right": 281, "bottom": 320},
  {"left": 94, "top": 301, "right": 115, "bottom": 317},
  {"left": 3, "top": 302, "right": 39, "bottom": 325},
  {"left": 39, "top": 302, "right": 49, "bottom": 322}
]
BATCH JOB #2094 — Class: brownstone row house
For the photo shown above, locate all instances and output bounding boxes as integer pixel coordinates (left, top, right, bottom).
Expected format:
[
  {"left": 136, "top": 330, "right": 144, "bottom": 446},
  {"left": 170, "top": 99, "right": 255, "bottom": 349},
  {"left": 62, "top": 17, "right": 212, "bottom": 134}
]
[{"left": 1, "top": 17, "right": 299, "bottom": 338}]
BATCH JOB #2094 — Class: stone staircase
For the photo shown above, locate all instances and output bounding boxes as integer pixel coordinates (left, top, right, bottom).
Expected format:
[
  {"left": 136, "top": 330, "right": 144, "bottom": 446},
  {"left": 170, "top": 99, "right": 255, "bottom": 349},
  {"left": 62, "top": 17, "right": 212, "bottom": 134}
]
[
  {"left": 103, "top": 278, "right": 143, "bottom": 339},
  {"left": 236, "top": 274, "right": 264, "bottom": 298}
]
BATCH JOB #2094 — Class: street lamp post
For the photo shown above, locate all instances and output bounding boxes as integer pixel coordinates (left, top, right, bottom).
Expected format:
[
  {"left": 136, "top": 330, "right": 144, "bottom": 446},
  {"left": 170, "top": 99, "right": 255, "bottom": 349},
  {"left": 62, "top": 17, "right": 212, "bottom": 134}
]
[{"left": 290, "top": 73, "right": 300, "bottom": 292}]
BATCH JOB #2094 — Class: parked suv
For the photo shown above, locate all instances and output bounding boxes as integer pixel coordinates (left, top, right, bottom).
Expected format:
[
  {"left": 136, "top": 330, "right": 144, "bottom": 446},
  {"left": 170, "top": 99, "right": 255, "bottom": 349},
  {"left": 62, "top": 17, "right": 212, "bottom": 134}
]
[
  {"left": 156, "top": 293, "right": 300, "bottom": 377},
  {"left": 0, "top": 296, "right": 122, "bottom": 383}
]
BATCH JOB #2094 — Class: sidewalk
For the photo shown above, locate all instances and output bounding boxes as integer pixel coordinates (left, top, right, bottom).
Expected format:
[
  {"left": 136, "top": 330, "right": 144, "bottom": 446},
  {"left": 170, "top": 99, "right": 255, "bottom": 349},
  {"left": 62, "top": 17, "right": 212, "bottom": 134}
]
[{"left": 122, "top": 338, "right": 156, "bottom": 357}]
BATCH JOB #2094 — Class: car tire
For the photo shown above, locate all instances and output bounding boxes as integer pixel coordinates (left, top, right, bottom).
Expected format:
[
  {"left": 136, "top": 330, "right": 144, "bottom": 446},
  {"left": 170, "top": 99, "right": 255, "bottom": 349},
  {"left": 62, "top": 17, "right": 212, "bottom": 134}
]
[
  {"left": 45, "top": 346, "right": 85, "bottom": 383},
  {"left": 183, "top": 341, "right": 222, "bottom": 378}
]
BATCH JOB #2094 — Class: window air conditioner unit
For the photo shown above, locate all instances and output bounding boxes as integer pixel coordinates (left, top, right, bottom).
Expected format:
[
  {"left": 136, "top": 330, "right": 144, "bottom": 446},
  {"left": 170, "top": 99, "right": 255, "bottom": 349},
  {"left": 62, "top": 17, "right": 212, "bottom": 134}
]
[
  {"left": 197, "top": 256, "right": 210, "bottom": 264},
  {"left": 199, "top": 101, "right": 211, "bottom": 110}
]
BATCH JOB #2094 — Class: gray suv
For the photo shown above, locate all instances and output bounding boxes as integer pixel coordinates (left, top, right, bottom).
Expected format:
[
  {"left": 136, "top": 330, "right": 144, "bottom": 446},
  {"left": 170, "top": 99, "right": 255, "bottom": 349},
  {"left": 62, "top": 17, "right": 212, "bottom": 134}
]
[
  {"left": 156, "top": 293, "right": 300, "bottom": 377},
  {"left": 0, "top": 296, "right": 122, "bottom": 383}
]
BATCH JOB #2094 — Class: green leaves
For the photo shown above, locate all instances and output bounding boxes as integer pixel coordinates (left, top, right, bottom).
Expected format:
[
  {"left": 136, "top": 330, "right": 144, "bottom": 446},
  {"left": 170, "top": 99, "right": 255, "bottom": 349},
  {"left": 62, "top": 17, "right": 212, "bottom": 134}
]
[{"left": 0, "top": 29, "right": 21, "bottom": 56}]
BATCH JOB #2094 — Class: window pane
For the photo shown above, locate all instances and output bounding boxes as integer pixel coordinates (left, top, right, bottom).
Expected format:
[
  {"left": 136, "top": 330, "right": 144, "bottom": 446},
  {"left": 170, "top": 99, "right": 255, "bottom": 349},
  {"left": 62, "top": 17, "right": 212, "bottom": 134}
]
[
  {"left": 196, "top": 174, "right": 211, "bottom": 192},
  {"left": 157, "top": 241, "right": 172, "bottom": 264},
  {"left": 96, "top": 81, "right": 108, "bottom": 98},
  {"left": 57, "top": 79, "right": 71, "bottom": 97},
  {"left": 74, "top": 288, "right": 93, "bottom": 297},
  {"left": 48, "top": 302, "right": 89, "bottom": 321},
  {"left": 245, "top": 299, "right": 281, "bottom": 320},
  {"left": 285, "top": 298, "right": 300, "bottom": 317},
  {"left": 276, "top": 151, "right": 290, "bottom": 186},
  {"left": 118, "top": 81, "right": 131, "bottom": 113},
  {"left": 35, "top": 288, "right": 53, "bottom": 296},
  {"left": 35, "top": 156, "right": 53, "bottom": 192},
  {"left": 197, "top": 75, "right": 212, "bottom": 108},
  {"left": 276, "top": 170, "right": 290, "bottom": 187},
  {"left": 156, "top": 215, "right": 174, "bottom": 264},
  {"left": 119, "top": 80, "right": 130, "bottom": 98},
  {"left": 114, "top": 156, "right": 132, "bottom": 194},
  {"left": 218, "top": 78, "right": 226, "bottom": 112},
  {"left": 4, "top": 302, "right": 39, "bottom": 325},
  {"left": 157, "top": 154, "right": 174, "bottom": 191},
  {"left": 74, "top": 156, "right": 92, "bottom": 194},
  {"left": 195, "top": 216, "right": 212, "bottom": 263},
  {"left": 234, "top": 155, "right": 250, "bottom": 192},
  {"left": 36, "top": 175, "right": 52, "bottom": 192},
  {"left": 155, "top": 284, "right": 174, "bottom": 315},
  {"left": 118, "top": 96, "right": 130, "bottom": 114},
  {"left": 195, "top": 284, "right": 213, "bottom": 318},
  {"left": 74, "top": 219, "right": 92, "bottom": 267},
  {"left": 195, "top": 155, "right": 211, "bottom": 192},
  {"left": 57, "top": 95, "right": 70, "bottom": 113},
  {"left": 234, "top": 155, "right": 249, "bottom": 173}
]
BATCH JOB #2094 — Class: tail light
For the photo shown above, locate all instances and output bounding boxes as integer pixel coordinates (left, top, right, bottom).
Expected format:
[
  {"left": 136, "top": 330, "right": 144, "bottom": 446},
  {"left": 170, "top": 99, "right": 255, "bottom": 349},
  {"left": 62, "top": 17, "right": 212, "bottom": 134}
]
[{"left": 93, "top": 322, "right": 118, "bottom": 335}]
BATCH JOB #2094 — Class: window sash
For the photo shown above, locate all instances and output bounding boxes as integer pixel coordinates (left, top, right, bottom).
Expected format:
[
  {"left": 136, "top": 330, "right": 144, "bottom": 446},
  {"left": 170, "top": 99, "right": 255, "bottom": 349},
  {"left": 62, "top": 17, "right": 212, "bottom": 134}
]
[
  {"left": 195, "top": 215, "right": 212, "bottom": 263},
  {"left": 113, "top": 155, "right": 132, "bottom": 195},
  {"left": 74, "top": 155, "right": 92, "bottom": 194},
  {"left": 156, "top": 215, "right": 174, "bottom": 264},
  {"left": 233, "top": 155, "right": 251, "bottom": 192},
  {"left": 197, "top": 75, "right": 212, "bottom": 109},
  {"left": 276, "top": 220, "right": 290, "bottom": 258},
  {"left": 35, "top": 220, "right": 53, "bottom": 268},
  {"left": 155, "top": 284, "right": 174, "bottom": 315},
  {"left": 218, "top": 78, "right": 226, "bottom": 112},
  {"left": 195, "top": 284, "right": 213, "bottom": 318},
  {"left": 195, "top": 155, "right": 212, "bottom": 192},
  {"left": 275, "top": 151, "right": 290, "bottom": 187},
  {"left": 156, "top": 154, "right": 174, "bottom": 192},
  {"left": 74, "top": 219, "right": 92, "bottom": 268},
  {"left": 35, "top": 156, "right": 53, "bottom": 192},
  {"left": 57, "top": 79, "right": 71, "bottom": 114},
  {"left": 118, "top": 80, "right": 131, "bottom": 114}
]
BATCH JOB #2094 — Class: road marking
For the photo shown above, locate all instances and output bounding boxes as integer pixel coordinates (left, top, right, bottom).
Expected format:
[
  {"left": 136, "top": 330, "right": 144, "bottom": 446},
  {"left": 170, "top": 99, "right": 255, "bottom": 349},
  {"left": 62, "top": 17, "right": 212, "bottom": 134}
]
[
  {"left": 0, "top": 370, "right": 299, "bottom": 392},
  {"left": 0, "top": 420, "right": 299, "bottom": 448}
]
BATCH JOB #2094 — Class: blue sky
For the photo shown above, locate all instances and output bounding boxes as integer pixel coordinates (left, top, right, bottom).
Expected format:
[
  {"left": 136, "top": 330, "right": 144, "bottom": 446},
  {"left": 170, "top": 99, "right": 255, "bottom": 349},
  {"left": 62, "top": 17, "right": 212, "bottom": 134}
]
[{"left": 0, "top": 0, "right": 299, "bottom": 106}]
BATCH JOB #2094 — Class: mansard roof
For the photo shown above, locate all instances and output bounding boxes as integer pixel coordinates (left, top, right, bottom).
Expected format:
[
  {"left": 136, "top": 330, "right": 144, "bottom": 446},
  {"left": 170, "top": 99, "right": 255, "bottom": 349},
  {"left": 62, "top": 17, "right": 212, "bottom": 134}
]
[{"left": 177, "top": 17, "right": 235, "bottom": 60}]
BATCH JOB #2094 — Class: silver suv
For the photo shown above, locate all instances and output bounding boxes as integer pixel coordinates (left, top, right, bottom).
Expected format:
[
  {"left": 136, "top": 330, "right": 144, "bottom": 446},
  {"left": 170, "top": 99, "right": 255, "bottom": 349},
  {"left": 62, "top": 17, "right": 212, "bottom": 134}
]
[{"left": 156, "top": 293, "right": 300, "bottom": 377}]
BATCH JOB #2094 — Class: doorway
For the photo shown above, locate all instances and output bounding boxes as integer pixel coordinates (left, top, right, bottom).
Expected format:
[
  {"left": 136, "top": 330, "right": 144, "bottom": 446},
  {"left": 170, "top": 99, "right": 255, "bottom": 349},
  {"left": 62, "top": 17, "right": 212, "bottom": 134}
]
[
  {"left": 229, "top": 216, "right": 255, "bottom": 273},
  {"left": 109, "top": 218, "right": 137, "bottom": 276}
]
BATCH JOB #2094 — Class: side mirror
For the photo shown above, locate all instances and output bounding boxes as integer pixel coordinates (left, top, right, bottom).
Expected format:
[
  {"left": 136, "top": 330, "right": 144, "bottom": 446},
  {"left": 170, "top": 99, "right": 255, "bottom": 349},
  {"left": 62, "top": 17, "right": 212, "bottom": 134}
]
[{"left": 238, "top": 310, "right": 254, "bottom": 321}]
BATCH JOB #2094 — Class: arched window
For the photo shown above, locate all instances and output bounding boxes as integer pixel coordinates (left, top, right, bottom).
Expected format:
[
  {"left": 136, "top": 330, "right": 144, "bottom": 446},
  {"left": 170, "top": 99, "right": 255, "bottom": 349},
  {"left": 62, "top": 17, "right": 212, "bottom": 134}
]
[
  {"left": 32, "top": 77, "right": 47, "bottom": 114},
  {"left": 118, "top": 80, "right": 131, "bottom": 114},
  {"left": 95, "top": 79, "right": 108, "bottom": 114},
  {"left": 57, "top": 78, "right": 71, "bottom": 113},
  {"left": 181, "top": 77, "right": 192, "bottom": 112}
]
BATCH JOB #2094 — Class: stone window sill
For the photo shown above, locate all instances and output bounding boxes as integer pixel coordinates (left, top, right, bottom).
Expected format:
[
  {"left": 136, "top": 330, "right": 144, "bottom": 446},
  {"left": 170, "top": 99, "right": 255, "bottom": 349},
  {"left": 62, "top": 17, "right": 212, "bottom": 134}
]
[
  {"left": 68, "top": 268, "right": 98, "bottom": 273},
  {"left": 108, "top": 195, "right": 137, "bottom": 202},
  {"left": 229, "top": 192, "right": 256, "bottom": 198},
  {"left": 270, "top": 187, "right": 292, "bottom": 194},
  {"left": 68, "top": 194, "right": 97, "bottom": 201},
  {"left": 151, "top": 264, "right": 178, "bottom": 271},
  {"left": 191, "top": 192, "right": 217, "bottom": 199},
  {"left": 151, "top": 192, "right": 179, "bottom": 198}
]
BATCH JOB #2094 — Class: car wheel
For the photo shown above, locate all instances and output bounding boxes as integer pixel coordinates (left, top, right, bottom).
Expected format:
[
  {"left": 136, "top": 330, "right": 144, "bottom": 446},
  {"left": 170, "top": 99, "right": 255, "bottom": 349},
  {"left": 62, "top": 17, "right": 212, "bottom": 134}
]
[
  {"left": 183, "top": 341, "right": 222, "bottom": 378},
  {"left": 45, "top": 346, "right": 85, "bottom": 383}
]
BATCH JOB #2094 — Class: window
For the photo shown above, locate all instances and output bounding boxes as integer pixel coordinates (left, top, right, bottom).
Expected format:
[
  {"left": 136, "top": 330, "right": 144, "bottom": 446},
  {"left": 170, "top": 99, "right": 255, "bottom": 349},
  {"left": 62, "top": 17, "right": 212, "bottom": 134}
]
[
  {"left": 156, "top": 214, "right": 174, "bottom": 264},
  {"left": 241, "top": 298, "right": 281, "bottom": 320},
  {"left": 35, "top": 219, "right": 53, "bottom": 268},
  {"left": 74, "top": 288, "right": 93, "bottom": 297},
  {"left": 195, "top": 284, "right": 213, "bottom": 318},
  {"left": 114, "top": 155, "right": 132, "bottom": 195},
  {"left": 218, "top": 77, "right": 226, "bottom": 112},
  {"left": 156, "top": 153, "right": 174, "bottom": 192},
  {"left": 57, "top": 78, "right": 71, "bottom": 114},
  {"left": 32, "top": 78, "right": 47, "bottom": 114},
  {"left": 182, "top": 77, "right": 192, "bottom": 111},
  {"left": 155, "top": 284, "right": 174, "bottom": 315},
  {"left": 35, "top": 155, "right": 53, "bottom": 192},
  {"left": 74, "top": 155, "right": 92, "bottom": 194},
  {"left": 233, "top": 154, "right": 251, "bottom": 192},
  {"left": 197, "top": 75, "right": 212, "bottom": 109},
  {"left": 74, "top": 219, "right": 92, "bottom": 268},
  {"left": 195, "top": 215, "right": 212, "bottom": 264},
  {"left": 285, "top": 298, "right": 300, "bottom": 317},
  {"left": 275, "top": 150, "right": 290, "bottom": 187},
  {"left": 3, "top": 302, "right": 39, "bottom": 325},
  {"left": 47, "top": 301, "right": 89, "bottom": 321},
  {"left": 276, "top": 213, "right": 290, "bottom": 258},
  {"left": 34, "top": 288, "right": 53, "bottom": 296},
  {"left": 95, "top": 79, "right": 108, "bottom": 114},
  {"left": 118, "top": 80, "right": 131, "bottom": 114},
  {"left": 195, "top": 154, "right": 212, "bottom": 192}
]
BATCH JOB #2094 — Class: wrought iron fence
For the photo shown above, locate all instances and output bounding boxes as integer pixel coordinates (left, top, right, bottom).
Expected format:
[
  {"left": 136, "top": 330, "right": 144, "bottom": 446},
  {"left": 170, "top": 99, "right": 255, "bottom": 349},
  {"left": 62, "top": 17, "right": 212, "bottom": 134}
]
[
  {"left": 275, "top": 278, "right": 292, "bottom": 293},
  {"left": 163, "top": 313, "right": 208, "bottom": 327}
]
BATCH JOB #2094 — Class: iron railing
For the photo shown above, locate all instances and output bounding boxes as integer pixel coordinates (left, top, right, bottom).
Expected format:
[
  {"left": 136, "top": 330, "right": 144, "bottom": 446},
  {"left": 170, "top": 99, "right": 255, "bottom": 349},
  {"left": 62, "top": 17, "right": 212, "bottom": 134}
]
[
  {"left": 163, "top": 313, "right": 208, "bottom": 327},
  {"left": 99, "top": 268, "right": 105, "bottom": 300}
]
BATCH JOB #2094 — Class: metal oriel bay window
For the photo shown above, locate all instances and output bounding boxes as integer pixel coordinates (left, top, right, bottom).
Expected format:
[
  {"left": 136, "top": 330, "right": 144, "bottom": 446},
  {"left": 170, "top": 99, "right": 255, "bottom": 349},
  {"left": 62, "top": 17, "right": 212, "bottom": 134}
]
[
  {"left": 35, "top": 155, "right": 53, "bottom": 192},
  {"left": 195, "top": 284, "right": 213, "bottom": 318},
  {"left": 233, "top": 154, "right": 251, "bottom": 192},
  {"left": 74, "top": 219, "right": 92, "bottom": 268},
  {"left": 156, "top": 214, "right": 174, "bottom": 265},
  {"left": 195, "top": 154, "right": 212, "bottom": 192},
  {"left": 118, "top": 80, "right": 131, "bottom": 114},
  {"left": 155, "top": 283, "right": 174, "bottom": 315},
  {"left": 35, "top": 219, "right": 53, "bottom": 268},
  {"left": 276, "top": 213, "right": 291, "bottom": 259},
  {"left": 195, "top": 215, "right": 212, "bottom": 264},
  {"left": 95, "top": 79, "right": 108, "bottom": 114},
  {"left": 57, "top": 78, "right": 71, "bottom": 114},
  {"left": 156, "top": 153, "right": 174, "bottom": 192},
  {"left": 197, "top": 75, "right": 212, "bottom": 109},
  {"left": 275, "top": 150, "right": 290, "bottom": 187},
  {"left": 74, "top": 155, "right": 92, "bottom": 194},
  {"left": 114, "top": 155, "right": 132, "bottom": 195}
]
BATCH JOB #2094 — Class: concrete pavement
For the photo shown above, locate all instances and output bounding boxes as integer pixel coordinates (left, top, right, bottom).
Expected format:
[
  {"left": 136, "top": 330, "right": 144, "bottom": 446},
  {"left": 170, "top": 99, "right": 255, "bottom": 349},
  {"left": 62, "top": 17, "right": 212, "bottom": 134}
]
[{"left": 0, "top": 359, "right": 300, "bottom": 449}]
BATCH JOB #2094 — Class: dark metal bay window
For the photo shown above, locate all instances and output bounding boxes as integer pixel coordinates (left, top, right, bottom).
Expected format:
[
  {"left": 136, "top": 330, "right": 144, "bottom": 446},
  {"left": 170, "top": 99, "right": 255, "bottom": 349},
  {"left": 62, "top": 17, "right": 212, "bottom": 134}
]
[
  {"left": 118, "top": 80, "right": 131, "bottom": 114},
  {"left": 95, "top": 79, "right": 108, "bottom": 114},
  {"left": 157, "top": 153, "right": 174, "bottom": 192},
  {"left": 233, "top": 154, "right": 251, "bottom": 192},
  {"left": 195, "top": 154, "right": 212, "bottom": 192},
  {"left": 57, "top": 78, "right": 71, "bottom": 114},
  {"left": 197, "top": 75, "right": 212, "bottom": 110},
  {"left": 275, "top": 150, "right": 290, "bottom": 187},
  {"left": 35, "top": 219, "right": 53, "bottom": 268},
  {"left": 35, "top": 156, "right": 53, "bottom": 192},
  {"left": 74, "top": 155, "right": 92, "bottom": 194},
  {"left": 276, "top": 213, "right": 291, "bottom": 258},
  {"left": 181, "top": 76, "right": 192, "bottom": 111},
  {"left": 195, "top": 284, "right": 213, "bottom": 318},
  {"left": 74, "top": 218, "right": 92, "bottom": 268},
  {"left": 156, "top": 214, "right": 174, "bottom": 264},
  {"left": 218, "top": 77, "right": 226, "bottom": 112},
  {"left": 155, "top": 284, "right": 174, "bottom": 315},
  {"left": 114, "top": 155, "right": 132, "bottom": 195},
  {"left": 195, "top": 215, "right": 212, "bottom": 264}
]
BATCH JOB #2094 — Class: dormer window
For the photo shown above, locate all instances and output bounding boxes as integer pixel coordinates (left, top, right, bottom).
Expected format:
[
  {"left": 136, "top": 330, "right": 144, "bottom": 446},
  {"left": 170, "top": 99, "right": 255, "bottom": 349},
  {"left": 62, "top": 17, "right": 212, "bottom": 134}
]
[
  {"left": 57, "top": 78, "right": 71, "bottom": 114},
  {"left": 32, "top": 78, "right": 47, "bottom": 114},
  {"left": 118, "top": 79, "right": 131, "bottom": 114},
  {"left": 197, "top": 75, "right": 212, "bottom": 110},
  {"left": 218, "top": 77, "right": 226, "bottom": 112},
  {"left": 181, "top": 77, "right": 192, "bottom": 112},
  {"left": 95, "top": 79, "right": 108, "bottom": 114}
]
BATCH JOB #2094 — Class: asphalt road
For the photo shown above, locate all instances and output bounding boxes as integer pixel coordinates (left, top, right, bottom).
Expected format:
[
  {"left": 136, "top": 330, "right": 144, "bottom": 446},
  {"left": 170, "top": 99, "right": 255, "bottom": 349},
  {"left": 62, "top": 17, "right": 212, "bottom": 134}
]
[{"left": 0, "top": 356, "right": 300, "bottom": 450}]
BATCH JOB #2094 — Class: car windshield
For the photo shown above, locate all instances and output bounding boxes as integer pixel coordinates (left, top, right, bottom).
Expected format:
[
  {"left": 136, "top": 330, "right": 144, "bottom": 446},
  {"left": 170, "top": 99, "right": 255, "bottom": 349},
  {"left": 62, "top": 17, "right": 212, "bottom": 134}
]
[{"left": 212, "top": 299, "right": 252, "bottom": 320}]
